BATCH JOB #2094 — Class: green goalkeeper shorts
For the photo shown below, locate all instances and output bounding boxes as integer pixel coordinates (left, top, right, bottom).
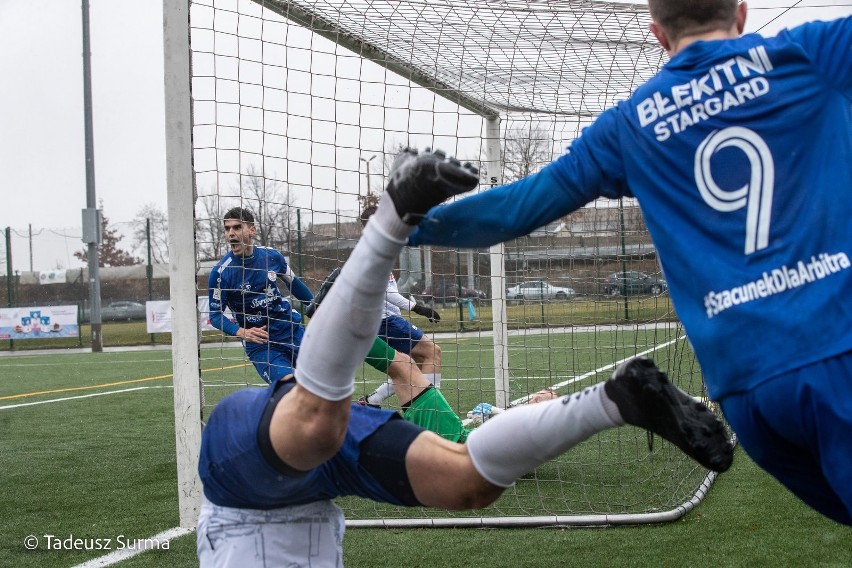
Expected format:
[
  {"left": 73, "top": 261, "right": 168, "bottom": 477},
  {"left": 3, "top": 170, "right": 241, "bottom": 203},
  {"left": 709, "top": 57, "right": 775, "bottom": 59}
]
[
  {"left": 364, "top": 336, "right": 395, "bottom": 373},
  {"left": 403, "top": 386, "right": 470, "bottom": 444}
]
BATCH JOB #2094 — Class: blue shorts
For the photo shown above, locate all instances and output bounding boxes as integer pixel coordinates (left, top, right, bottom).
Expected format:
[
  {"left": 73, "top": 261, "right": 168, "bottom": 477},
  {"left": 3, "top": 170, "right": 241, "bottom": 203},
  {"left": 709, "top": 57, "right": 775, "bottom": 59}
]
[
  {"left": 378, "top": 315, "right": 424, "bottom": 354},
  {"left": 199, "top": 379, "right": 425, "bottom": 510},
  {"left": 243, "top": 325, "right": 304, "bottom": 384},
  {"left": 720, "top": 350, "right": 852, "bottom": 525}
]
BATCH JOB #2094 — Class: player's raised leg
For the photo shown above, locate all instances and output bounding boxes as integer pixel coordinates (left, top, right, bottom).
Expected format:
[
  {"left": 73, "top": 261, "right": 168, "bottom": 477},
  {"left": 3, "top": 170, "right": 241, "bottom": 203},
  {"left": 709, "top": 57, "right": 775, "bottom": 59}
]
[
  {"left": 269, "top": 149, "right": 479, "bottom": 471},
  {"left": 404, "top": 357, "right": 733, "bottom": 509}
]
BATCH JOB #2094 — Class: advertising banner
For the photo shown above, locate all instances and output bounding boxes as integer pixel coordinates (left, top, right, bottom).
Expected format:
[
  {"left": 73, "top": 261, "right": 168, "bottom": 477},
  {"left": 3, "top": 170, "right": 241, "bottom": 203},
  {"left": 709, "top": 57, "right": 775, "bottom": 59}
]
[
  {"left": 38, "top": 270, "right": 68, "bottom": 285},
  {"left": 0, "top": 305, "right": 79, "bottom": 339},
  {"left": 145, "top": 298, "right": 228, "bottom": 333}
]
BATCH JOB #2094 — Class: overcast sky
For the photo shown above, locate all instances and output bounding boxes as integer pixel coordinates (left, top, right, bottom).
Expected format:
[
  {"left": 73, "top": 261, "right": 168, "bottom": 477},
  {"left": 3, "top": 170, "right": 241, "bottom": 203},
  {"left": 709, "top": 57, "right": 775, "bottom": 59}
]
[
  {"left": 0, "top": 0, "right": 848, "bottom": 272},
  {"left": 0, "top": 0, "right": 165, "bottom": 271}
]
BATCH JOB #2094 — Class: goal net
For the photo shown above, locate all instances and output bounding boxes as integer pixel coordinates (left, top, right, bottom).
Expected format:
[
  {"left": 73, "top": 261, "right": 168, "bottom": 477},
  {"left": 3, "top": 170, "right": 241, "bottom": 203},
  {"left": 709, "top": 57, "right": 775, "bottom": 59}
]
[{"left": 163, "top": 0, "right": 745, "bottom": 528}]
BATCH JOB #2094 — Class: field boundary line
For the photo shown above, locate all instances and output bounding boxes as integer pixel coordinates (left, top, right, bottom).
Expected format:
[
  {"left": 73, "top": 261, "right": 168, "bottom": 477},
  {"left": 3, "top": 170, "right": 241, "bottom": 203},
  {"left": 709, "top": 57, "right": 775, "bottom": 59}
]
[
  {"left": 70, "top": 527, "right": 194, "bottom": 568},
  {"left": 0, "top": 386, "right": 170, "bottom": 410},
  {"left": 504, "top": 337, "right": 683, "bottom": 407},
  {"left": 0, "top": 363, "right": 249, "bottom": 402}
]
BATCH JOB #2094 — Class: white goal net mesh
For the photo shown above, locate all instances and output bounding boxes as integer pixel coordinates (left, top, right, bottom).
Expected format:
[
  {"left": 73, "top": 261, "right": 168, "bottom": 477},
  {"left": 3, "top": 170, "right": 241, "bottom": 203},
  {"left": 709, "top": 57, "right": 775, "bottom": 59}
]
[{"left": 169, "top": 0, "right": 847, "bottom": 526}]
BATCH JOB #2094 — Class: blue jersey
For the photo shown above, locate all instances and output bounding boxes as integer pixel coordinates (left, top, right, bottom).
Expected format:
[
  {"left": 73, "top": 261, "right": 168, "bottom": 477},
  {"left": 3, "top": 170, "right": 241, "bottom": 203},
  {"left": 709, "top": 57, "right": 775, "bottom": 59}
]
[
  {"left": 208, "top": 246, "right": 312, "bottom": 347},
  {"left": 410, "top": 18, "right": 852, "bottom": 400}
]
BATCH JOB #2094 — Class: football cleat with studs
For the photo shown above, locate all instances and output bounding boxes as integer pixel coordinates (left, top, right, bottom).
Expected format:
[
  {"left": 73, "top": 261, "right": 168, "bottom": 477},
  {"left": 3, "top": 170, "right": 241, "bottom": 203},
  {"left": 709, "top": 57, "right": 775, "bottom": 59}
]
[
  {"left": 385, "top": 147, "right": 479, "bottom": 225},
  {"left": 604, "top": 357, "right": 734, "bottom": 472}
]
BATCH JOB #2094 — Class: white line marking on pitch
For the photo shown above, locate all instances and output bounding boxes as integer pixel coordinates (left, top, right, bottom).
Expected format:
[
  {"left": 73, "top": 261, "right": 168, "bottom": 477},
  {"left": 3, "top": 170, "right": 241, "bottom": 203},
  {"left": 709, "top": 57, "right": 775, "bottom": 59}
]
[
  {"left": 509, "top": 337, "right": 682, "bottom": 406},
  {"left": 71, "top": 527, "right": 194, "bottom": 568},
  {"left": 0, "top": 386, "right": 171, "bottom": 410}
]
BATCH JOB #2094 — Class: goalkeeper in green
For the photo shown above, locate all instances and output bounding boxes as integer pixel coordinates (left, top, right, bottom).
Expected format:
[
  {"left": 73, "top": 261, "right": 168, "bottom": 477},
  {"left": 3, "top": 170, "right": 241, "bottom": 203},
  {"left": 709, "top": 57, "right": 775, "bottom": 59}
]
[{"left": 309, "top": 268, "right": 469, "bottom": 443}]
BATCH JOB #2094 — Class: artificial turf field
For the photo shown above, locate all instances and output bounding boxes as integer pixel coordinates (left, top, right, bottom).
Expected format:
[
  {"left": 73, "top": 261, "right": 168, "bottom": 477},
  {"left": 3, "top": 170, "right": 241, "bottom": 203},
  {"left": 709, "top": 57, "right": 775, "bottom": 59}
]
[{"left": 1, "top": 333, "right": 849, "bottom": 567}]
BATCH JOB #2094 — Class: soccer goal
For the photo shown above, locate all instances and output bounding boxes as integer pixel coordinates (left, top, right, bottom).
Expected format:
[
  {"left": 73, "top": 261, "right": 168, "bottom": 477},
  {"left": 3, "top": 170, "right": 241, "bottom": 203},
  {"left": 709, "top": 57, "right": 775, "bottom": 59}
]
[{"left": 164, "top": 0, "right": 724, "bottom": 529}]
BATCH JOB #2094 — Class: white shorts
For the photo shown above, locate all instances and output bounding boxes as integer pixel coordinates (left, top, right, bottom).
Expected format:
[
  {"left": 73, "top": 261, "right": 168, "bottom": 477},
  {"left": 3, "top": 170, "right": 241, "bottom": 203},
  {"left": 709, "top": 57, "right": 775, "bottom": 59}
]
[{"left": 197, "top": 497, "right": 345, "bottom": 568}]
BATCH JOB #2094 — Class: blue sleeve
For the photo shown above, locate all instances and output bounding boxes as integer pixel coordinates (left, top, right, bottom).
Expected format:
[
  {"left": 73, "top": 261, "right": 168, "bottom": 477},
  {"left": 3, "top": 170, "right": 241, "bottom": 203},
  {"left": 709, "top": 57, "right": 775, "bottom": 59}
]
[
  {"left": 208, "top": 268, "right": 239, "bottom": 336},
  {"left": 288, "top": 276, "right": 314, "bottom": 303},
  {"left": 270, "top": 248, "right": 314, "bottom": 303},
  {"left": 785, "top": 17, "right": 852, "bottom": 96},
  {"left": 409, "top": 112, "right": 625, "bottom": 248}
]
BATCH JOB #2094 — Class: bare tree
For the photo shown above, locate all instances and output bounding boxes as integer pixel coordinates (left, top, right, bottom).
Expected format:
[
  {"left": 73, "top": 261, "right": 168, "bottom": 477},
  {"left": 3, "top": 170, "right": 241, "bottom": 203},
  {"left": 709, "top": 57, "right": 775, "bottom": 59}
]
[
  {"left": 195, "top": 194, "right": 227, "bottom": 262},
  {"left": 193, "top": 168, "right": 296, "bottom": 261},
  {"left": 503, "top": 124, "right": 555, "bottom": 183},
  {"left": 132, "top": 203, "right": 169, "bottom": 263},
  {"left": 241, "top": 165, "right": 296, "bottom": 251},
  {"left": 75, "top": 208, "right": 140, "bottom": 267},
  {"left": 379, "top": 142, "right": 407, "bottom": 190}
]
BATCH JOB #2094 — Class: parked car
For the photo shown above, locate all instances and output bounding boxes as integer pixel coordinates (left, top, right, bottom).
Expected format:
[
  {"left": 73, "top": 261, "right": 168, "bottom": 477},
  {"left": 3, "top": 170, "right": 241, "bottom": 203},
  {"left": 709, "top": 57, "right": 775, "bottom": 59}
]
[
  {"left": 506, "top": 280, "right": 575, "bottom": 301},
  {"left": 603, "top": 271, "right": 667, "bottom": 296},
  {"left": 81, "top": 301, "right": 147, "bottom": 323},
  {"left": 421, "top": 279, "right": 487, "bottom": 304}
]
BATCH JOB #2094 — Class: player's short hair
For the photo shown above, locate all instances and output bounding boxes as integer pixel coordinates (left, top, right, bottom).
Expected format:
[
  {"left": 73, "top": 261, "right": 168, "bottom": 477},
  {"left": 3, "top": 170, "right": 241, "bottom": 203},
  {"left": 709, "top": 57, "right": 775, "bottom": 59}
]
[
  {"left": 359, "top": 204, "right": 378, "bottom": 227},
  {"left": 648, "top": 0, "right": 738, "bottom": 42},
  {"left": 223, "top": 207, "right": 255, "bottom": 226}
]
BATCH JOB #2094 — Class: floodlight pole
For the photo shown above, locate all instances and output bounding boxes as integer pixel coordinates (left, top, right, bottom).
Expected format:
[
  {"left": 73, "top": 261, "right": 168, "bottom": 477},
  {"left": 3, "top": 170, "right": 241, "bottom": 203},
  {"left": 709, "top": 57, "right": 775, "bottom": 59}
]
[
  {"left": 82, "top": 0, "right": 103, "bottom": 352},
  {"left": 360, "top": 155, "right": 376, "bottom": 198},
  {"left": 4, "top": 228, "right": 12, "bottom": 308},
  {"left": 5, "top": 227, "right": 12, "bottom": 350}
]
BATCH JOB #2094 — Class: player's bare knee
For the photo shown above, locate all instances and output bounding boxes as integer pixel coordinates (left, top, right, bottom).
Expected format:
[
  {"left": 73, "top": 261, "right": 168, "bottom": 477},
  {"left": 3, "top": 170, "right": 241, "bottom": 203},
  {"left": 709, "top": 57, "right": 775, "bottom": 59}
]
[
  {"left": 409, "top": 439, "right": 504, "bottom": 510},
  {"left": 413, "top": 339, "right": 441, "bottom": 365},
  {"left": 431, "top": 342, "right": 442, "bottom": 365}
]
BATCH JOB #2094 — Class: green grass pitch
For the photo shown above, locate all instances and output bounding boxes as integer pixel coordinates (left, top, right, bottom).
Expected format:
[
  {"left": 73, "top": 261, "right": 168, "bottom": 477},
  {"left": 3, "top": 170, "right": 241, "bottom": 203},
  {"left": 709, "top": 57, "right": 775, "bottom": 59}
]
[{"left": 0, "top": 335, "right": 849, "bottom": 567}]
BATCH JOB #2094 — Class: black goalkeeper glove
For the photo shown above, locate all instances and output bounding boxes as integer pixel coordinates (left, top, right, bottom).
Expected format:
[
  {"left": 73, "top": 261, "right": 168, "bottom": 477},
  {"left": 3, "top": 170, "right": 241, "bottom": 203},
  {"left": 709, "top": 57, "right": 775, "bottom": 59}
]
[
  {"left": 305, "top": 267, "right": 341, "bottom": 319},
  {"left": 412, "top": 304, "right": 440, "bottom": 323}
]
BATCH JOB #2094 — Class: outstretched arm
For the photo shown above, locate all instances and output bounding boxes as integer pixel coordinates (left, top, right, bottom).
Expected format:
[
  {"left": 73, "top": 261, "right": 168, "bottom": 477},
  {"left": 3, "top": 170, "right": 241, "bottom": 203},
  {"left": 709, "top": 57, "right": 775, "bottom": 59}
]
[
  {"left": 386, "top": 284, "right": 441, "bottom": 322},
  {"left": 385, "top": 286, "right": 416, "bottom": 312},
  {"left": 288, "top": 276, "right": 314, "bottom": 304},
  {"left": 408, "top": 161, "right": 584, "bottom": 248},
  {"left": 278, "top": 263, "right": 314, "bottom": 304},
  {"left": 408, "top": 125, "right": 624, "bottom": 249}
]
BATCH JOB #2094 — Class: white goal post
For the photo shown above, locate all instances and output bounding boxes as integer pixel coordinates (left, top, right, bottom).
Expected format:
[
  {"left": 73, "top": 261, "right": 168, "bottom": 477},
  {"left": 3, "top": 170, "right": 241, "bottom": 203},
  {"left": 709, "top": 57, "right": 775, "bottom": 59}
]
[{"left": 164, "top": 0, "right": 731, "bottom": 530}]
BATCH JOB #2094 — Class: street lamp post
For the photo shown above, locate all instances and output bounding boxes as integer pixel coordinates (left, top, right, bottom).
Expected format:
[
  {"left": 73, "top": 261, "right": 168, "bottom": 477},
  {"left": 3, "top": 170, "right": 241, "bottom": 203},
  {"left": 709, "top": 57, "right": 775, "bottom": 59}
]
[{"left": 360, "top": 155, "right": 377, "bottom": 198}]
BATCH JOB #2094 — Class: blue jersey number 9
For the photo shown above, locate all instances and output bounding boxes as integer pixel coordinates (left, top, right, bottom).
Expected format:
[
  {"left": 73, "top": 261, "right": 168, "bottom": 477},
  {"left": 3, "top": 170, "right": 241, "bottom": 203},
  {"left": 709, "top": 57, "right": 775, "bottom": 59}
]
[{"left": 695, "top": 126, "right": 775, "bottom": 255}]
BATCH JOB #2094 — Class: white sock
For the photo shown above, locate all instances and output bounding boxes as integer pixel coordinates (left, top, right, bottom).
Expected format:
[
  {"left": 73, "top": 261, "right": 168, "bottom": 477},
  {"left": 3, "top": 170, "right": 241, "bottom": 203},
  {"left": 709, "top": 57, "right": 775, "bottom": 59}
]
[
  {"left": 367, "top": 379, "right": 395, "bottom": 405},
  {"left": 371, "top": 191, "right": 412, "bottom": 241},
  {"left": 466, "top": 382, "right": 624, "bottom": 487},
  {"left": 296, "top": 195, "right": 410, "bottom": 401},
  {"left": 423, "top": 373, "right": 441, "bottom": 389}
]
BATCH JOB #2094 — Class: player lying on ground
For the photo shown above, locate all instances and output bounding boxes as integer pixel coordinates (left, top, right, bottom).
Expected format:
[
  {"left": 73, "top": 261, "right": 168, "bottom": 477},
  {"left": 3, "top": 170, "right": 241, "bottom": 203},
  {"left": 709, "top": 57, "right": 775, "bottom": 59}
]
[
  {"left": 310, "top": 272, "right": 468, "bottom": 442},
  {"left": 360, "top": 203, "right": 443, "bottom": 405},
  {"left": 365, "top": 335, "right": 560, "bottom": 441},
  {"left": 361, "top": 334, "right": 470, "bottom": 442},
  {"left": 197, "top": 148, "right": 734, "bottom": 567},
  {"left": 308, "top": 266, "right": 557, "bottom": 441}
]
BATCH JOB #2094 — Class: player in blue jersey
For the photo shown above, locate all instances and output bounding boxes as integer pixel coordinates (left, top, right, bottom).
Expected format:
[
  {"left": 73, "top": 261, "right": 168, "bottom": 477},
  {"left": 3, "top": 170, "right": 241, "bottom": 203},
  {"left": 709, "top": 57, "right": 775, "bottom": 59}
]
[
  {"left": 197, "top": 148, "right": 733, "bottom": 567},
  {"left": 408, "top": 2, "right": 852, "bottom": 525},
  {"left": 207, "top": 207, "right": 314, "bottom": 384}
]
